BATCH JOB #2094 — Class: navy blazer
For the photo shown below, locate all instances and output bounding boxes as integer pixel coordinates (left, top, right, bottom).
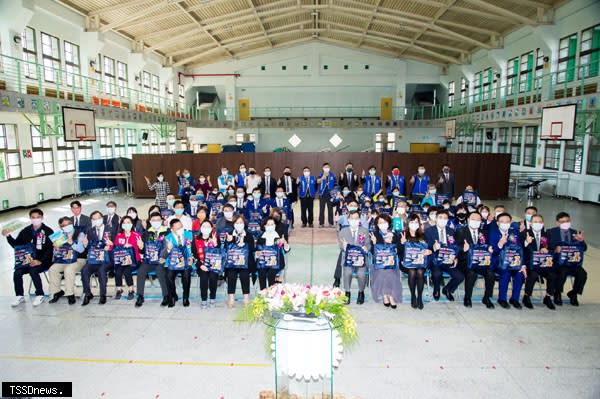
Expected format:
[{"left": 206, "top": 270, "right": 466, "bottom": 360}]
[
  {"left": 102, "top": 214, "right": 120, "bottom": 241},
  {"left": 245, "top": 199, "right": 270, "bottom": 220},
  {"left": 489, "top": 226, "right": 523, "bottom": 268},
  {"left": 520, "top": 228, "right": 550, "bottom": 269},
  {"left": 424, "top": 225, "right": 456, "bottom": 249},
  {"left": 546, "top": 227, "right": 587, "bottom": 253}
]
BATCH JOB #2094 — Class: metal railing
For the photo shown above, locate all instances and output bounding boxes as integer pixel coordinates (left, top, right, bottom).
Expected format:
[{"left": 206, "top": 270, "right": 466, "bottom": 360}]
[
  {"left": 72, "top": 171, "right": 132, "bottom": 197},
  {"left": 508, "top": 171, "right": 570, "bottom": 199}
]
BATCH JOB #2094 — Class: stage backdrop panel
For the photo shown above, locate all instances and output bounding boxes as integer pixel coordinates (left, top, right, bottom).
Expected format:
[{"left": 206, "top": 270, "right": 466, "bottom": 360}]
[{"left": 132, "top": 153, "right": 510, "bottom": 199}]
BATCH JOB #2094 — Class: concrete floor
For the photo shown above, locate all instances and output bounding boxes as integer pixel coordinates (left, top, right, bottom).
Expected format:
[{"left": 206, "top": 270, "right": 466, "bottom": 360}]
[{"left": 0, "top": 195, "right": 599, "bottom": 399}]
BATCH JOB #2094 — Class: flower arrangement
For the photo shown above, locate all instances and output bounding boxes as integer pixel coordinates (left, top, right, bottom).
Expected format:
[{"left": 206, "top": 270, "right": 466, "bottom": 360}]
[
  {"left": 478, "top": 234, "right": 487, "bottom": 244},
  {"left": 447, "top": 235, "right": 455, "bottom": 245},
  {"left": 540, "top": 236, "right": 548, "bottom": 248},
  {"left": 240, "top": 283, "right": 358, "bottom": 349}
]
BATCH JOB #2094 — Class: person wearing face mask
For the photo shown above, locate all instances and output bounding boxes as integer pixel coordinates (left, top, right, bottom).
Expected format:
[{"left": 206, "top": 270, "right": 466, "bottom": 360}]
[
  {"left": 245, "top": 187, "right": 270, "bottom": 220},
  {"left": 386, "top": 166, "right": 406, "bottom": 197},
  {"left": 456, "top": 211, "right": 496, "bottom": 309},
  {"left": 103, "top": 201, "right": 120, "bottom": 241},
  {"left": 113, "top": 216, "right": 144, "bottom": 301},
  {"left": 317, "top": 163, "right": 337, "bottom": 229},
  {"left": 339, "top": 162, "right": 359, "bottom": 192},
  {"left": 4, "top": 208, "right": 55, "bottom": 306},
  {"left": 225, "top": 185, "right": 236, "bottom": 200},
  {"left": 233, "top": 188, "right": 247, "bottom": 212},
  {"left": 361, "top": 165, "right": 382, "bottom": 199},
  {"left": 520, "top": 206, "right": 538, "bottom": 232},
  {"left": 81, "top": 211, "right": 113, "bottom": 306},
  {"left": 270, "top": 187, "right": 292, "bottom": 226},
  {"left": 161, "top": 219, "right": 196, "bottom": 307},
  {"left": 452, "top": 204, "right": 469, "bottom": 230},
  {"left": 409, "top": 164, "right": 429, "bottom": 204},
  {"left": 167, "top": 200, "right": 193, "bottom": 231},
  {"left": 278, "top": 166, "right": 297, "bottom": 204},
  {"left": 185, "top": 195, "right": 201, "bottom": 220},
  {"left": 392, "top": 201, "right": 408, "bottom": 233},
  {"left": 244, "top": 168, "right": 261, "bottom": 195},
  {"left": 194, "top": 220, "right": 221, "bottom": 308},
  {"left": 134, "top": 212, "right": 169, "bottom": 308},
  {"left": 441, "top": 200, "right": 455, "bottom": 217},
  {"left": 175, "top": 168, "right": 196, "bottom": 204},
  {"left": 435, "top": 164, "right": 455, "bottom": 200},
  {"left": 455, "top": 185, "right": 481, "bottom": 212},
  {"left": 257, "top": 217, "right": 290, "bottom": 290},
  {"left": 399, "top": 214, "right": 433, "bottom": 310},
  {"left": 48, "top": 217, "right": 87, "bottom": 305},
  {"left": 338, "top": 212, "right": 371, "bottom": 305},
  {"left": 478, "top": 205, "right": 492, "bottom": 232},
  {"left": 225, "top": 215, "right": 256, "bottom": 308},
  {"left": 490, "top": 212, "right": 526, "bottom": 309},
  {"left": 209, "top": 192, "right": 226, "bottom": 222},
  {"left": 547, "top": 211, "right": 587, "bottom": 306},
  {"left": 369, "top": 214, "right": 403, "bottom": 308},
  {"left": 217, "top": 167, "right": 235, "bottom": 193},
  {"left": 425, "top": 210, "right": 463, "bottom": 302},
  {"left": 388, "top": 188, "right": 406, "bottom": 209},
  {"left": 520, "top": 214, "right": 556, "bottom": 310},
  {"left": 235, "top": 164, "right": 247, "bottom": 189},
  {"left": 162, "top": 193, "right": 177, "bottom": 219},
  {"left": 194, "top": 174, "right": 212, "bottom": 197},
  {"left": 259, "top": 167, "right": 277, "bottom": 198},
  {"left": 191, "top": 205, "right": 210, "bottom": 233},
  {"left": 487, "top": 205, "right": 506, "bottom": 233},
  {"left": 421, "top": 184, "right": 439, "bottom": 208},
  {"left": 69, "top": 200, "right": 90, "bottom": 236},
  {"left": 145, "top": 172, "right": 171, "bottom": 210},
  {"left": 297, "top": 166, "right": 317, "bottom": 228},
  {"left": 333, "top": 201, "right": 361, "bottom": 287},
  {"left": 125, "top": 207, "right": 145, "bottom": 234}
]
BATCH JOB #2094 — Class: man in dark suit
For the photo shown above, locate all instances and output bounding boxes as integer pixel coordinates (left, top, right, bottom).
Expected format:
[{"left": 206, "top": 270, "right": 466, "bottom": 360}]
[
  {"left": 103, "top": 201, "right": 120, "bottom": 241},
  {"left": 547, "top": 211, "right": 587, "bottom": 306},
  {"left": 435, "top": 164, "right": 456, "bottom": 200},
  {"left": 520, "top": 214, "right": 556, "bottom": 310},
  {"left": 456, "top": 211, "right": 496, "bottom": 309},
  {"left": 81, "top": 211, "right": 110, "bottom": 305},
  {"left": 278, "top": 166, "right": 297, "bottom": 204},
  {"left": 259, "top": 166, "right": 278, "bottom": 198},
  {"left": 70, "top": 200, "right": 90, "bottom": 236},
  {"left": 339, "top": 162, "right": 359, "bottom": 192},
  {"left": 425, "top": 209, "right": 464, "bottom": 301}
]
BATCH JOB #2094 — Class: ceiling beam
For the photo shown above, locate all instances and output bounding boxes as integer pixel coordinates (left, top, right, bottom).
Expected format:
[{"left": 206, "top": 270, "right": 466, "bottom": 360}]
[
  {"left": 135, "top": 23, "right": 197, "bottom": 42},
  {"left": 461, "top": 0, "right": 538, "bottom": 25},
  {"left": 435, "top": 19, "right": 500, "bottom": 36},
  {"left": 320, "top": 8, "right": 422, "bottom": 34},
  {"left": 144, "top": 30, "right": 207, "bottom": 53},
  {"left": 502, "top": 0, "right": 553, "bottom": 10},
  {"left": 356, "top": 0, "right": 382, "bottom": 48},
  {"left": 247, "top": 0, "right": 272, "bottom": 48},
  {"left": 450, "top": 5, "right": 520, "bottom": 23},
  {"left": 88, "top": 0, "right": 153, "bottom": 17},
  {"left": 99, "top": 0, "right": 181, "bottom": 33}
]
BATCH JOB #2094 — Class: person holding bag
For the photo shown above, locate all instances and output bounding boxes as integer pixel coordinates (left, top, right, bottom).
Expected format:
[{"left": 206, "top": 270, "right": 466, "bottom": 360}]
[
  {"left": 113, "top": 216, "right": 144, "bottom": 301},
  {"left": 194, "top": 220, "right": 222, "bottom": 308},
  {"left": 256, "top": 217, "right": 290, "bottom": 290},
  {"left": 225, "top": 215, "right": 255, "bottom": 308},
  {"left": 161, "top": 219, "right": 196, "bottom": 308},
  {"left": 135, "top": 212, "right": 169, "bottom": 308},
  {"left": 339, "top": 212, "right": 371, "bottom": 305}
]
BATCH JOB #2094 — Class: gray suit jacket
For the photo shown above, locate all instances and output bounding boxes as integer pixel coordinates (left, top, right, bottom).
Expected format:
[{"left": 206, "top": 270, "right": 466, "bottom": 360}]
[
  {"left": 71, "top": 214, "right": 90, "bottom": 235},
  {"left": 338, "top": 226, "right": 371, "bottom": 253}
]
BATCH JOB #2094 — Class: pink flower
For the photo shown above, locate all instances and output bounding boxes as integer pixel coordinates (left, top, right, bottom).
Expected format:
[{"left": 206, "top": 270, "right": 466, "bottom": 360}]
[
  {"left": 540, "top": 237, "right": 548, "bottom": 248},
  {"left": 479, "top": 235, "right": 486, "bottom": 244},
  {"left": 447, "top": 236, "right": 455, "bottom": 245}
]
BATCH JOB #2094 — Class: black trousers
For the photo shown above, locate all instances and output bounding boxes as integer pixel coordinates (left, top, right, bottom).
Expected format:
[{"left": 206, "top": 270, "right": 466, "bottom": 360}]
[
  {"left": 136, "top": 263, "right": 168, "bottom": 297},
  {"left": 524, "top": 267, "right": 557, "bottom": 296},
  {"left": 115, "top": 265, "right": 134, "bottom": 288},
  {"left": 464, "top": 267, "right": 495, "bottom": 300},
  {"left": 430, "top": 264, "right": 464, "bottom": 294},
  {"left": 556, "top": 266, "right": 587, "bottom": 295},
  {"left": 258, "top": 268, "right": 278, "bottom": 290},
  {"left": 13, "top": 264, "right": 51, "bottom": 296},
  {"left": 300, "top": 197, "right": 314, "bottom": 225},
  {"left": 199, "top": 269, "right": 218, "bottom": 301},
  {"left": 81, "top": 263, "right": 109, "bottom": 297},
  {"left": 334, "top": 252, "right": 343, "bottom": 280},
  {"left": 167, "top": 268, "right": 191, "bottom": 300},
  {"left": 226, "top": 268, "right": 250, "bottom": 294},
  {"left": 318, "top": 193, "right": 334, "bottom": 226}
]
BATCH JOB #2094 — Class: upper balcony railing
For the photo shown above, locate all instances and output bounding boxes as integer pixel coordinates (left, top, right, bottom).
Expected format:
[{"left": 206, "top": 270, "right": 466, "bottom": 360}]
[{"left": 0, "top": 53, "right": 597, "bottom": 123}]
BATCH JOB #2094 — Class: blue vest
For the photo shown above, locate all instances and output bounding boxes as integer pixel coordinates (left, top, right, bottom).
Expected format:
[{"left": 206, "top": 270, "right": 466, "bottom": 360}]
[
  {"left": 318, "top": 172, "right": 336, "bottom": 195},
  {"left": 165, "top": 231, "right": 195, "bottom": 269},
  {"left": 364, "top": 175, "right": 381, "bottom": 196},
  {"left": 298, "top": 175, "right": 316, "bottom": 198},
  {"left": 235, "top": 173, "right": 246, "bottom": 188},
  {"left": 387, "top": 175, "right": 405, "bottom": 195},
  {"left": 411, "top": 175, "right": 429, "bottom": 195},
  {"left": 217, "top": 175, "right": 234, "bottom": 192}
]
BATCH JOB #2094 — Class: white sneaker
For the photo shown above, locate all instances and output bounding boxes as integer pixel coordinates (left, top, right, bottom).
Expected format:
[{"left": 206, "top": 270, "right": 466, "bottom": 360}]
[
  {"left": 11, "top": 296, "right": 25, "bottom": 307},
  {"left": 32, "top": 296, "right": 46, "bottom": 307}
]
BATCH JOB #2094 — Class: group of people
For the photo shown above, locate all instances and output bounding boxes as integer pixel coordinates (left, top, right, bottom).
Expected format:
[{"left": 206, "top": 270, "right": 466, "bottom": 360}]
[{"left": 2, "top": 162, "right": 588, "bottom": 312}]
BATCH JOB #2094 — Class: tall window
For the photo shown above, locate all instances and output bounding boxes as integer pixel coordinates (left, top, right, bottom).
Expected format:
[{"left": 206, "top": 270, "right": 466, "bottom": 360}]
[
  {"left": 375, "top": 132, "right": 395, "bottom": 152},
  {"left": 0, "top": 124, "right": 21, "bottom": 181},
  {"left": 56, "top": 136, "right": 75, "bottom": 172},
  {"left": 21, "top": 27, "right": 37, "bottom": 78},
  {"left": 519, "top": 51, "right": 534, "bottom": 93},
  {"left": 506, "top": 57, "right": 518, "bottom": 96},
  {"left": 534, "top": 48, "right": 544, "bottom": 89},
  {"left": 459, "top": 77, "right": 467, "bottom": 106},
  {"left": 113, "top": 128, "right": 126, "bottom": 157},
  {"left": 126, "top": 129, "right": 138, "bottom": 156},
  {"left": 117, "top": 61, "right": 128, "bottom": 97},
  {"left": 558, "top": 33, "right": 577, "bottom": 83},
  {"left": 98, "top": 127, "right": 113, "bottom": 158},
  {"left": 152, "top": 74, "right": 160, "bottom": 107},
  {"left": 563, "top": 136, "right": 584, "bottom": 173},
  {"left": 41, "top": 32, "right": 60, "bottom": 82},
  {"left": 103, "top": 56, "right": 116, "bottom": 95},
  {"left": 579, "top": 24, "right": 600, "bottom": 79},
  {"left": 447, "top": 81, "right": 455, "bottom": 108},
  {"left": 178, "top": 84, "right": 186, "bottom": 111},
  {"left": 474, "top": 129, "right": 484, "bottom": 153},
  {"left": 544, "top": 141, "right": 561, "bottom": 170},
  {"left": 497, "top": 128, "right": 510, "bottom": 153},
  {"left": 482, "top": 68, "right": 494, "bottom": 101},
  {"left": 64, "top": 41, "right": 81, "bottom": 87},
  {"left": 143, "top": 71, "right": 152, "bottom": 103},
  {"left": 523, "top": 126, "right": 538, "bottom": 167},
  {"left": 31, "top": 125, "right": 54, "bottom": 175},
  {"left": 587, "top": 136, "right": 600, "bottom": 175},
  {"left": 474, "top": 71, "right": 482, "bottom": 103},
  {"left": 484, "top": 130, "right": 493, "bottom": 152},
  {"left": 77, "top": 140, "right": 93, "bottom": 160},
  {"left": 510, "top": 127, "right": 522, "bottom": 165}
]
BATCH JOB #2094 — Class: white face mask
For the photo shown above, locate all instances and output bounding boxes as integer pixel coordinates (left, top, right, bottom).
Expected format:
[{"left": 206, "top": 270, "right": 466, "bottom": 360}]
[
  {"left": 62, "top": 225, "right": 74, "bottom": 234},
  {"left": 190, "top": 201, "right": 198, "bottom": 207},
  {"left": 499, "top": 223, "right": 511, "bottom": 232},
  {"left": 469, "top": 220, "right": 481, "bottom": 230},
  {"left": 276, "top": 192, "right": 284, "bottom": 198},
  {"left": 559, "top": 222, "right": 571, "bottom": 230},
  {"left": 106, "top": 207, "right": 116, "bottom": 214},
  {"left": 239, "top": 168, "right": 246, "bottom": 173},
  {"left": 222, "top": 170, "right": 228, "bottom": 176},
  {"left": 349, "top": 219, "right": 360, "bottom": 228},
  {"left": 409, "top": 222, "right": 420, "bottom": 231},
  {"left": 303, "top": 171, "right": 310, "bottom": 177},
  {"left": 92, "top": 219, "right": 103, "bottom": 227},
  {"left": 481, "top": 211, "right": 489, "bottom": 219},
  {"left": 31, "top": 218, "right": 43, "bottom": 227},
  {"left": 429, "top": 214, "right": 437, "bottom": 221},
  {"left": 531, "top": 223, "right": 544, "bottom": 232},
  {"left": 369, "top": 170, "right": 376, "bottom": 176},
  {"left": 224, "top": 211, "right": 234, "bottom": 220},
  {"left": 200, "top": 226, "right": 212, "bottom": 236},
  {"left": 398, "top": 207, "right": 406, "bottom": 215},
  {"left": 228, "top": 190, "right": 235, "bottom": 195},
  {"left": 418, "top": 169, "right": 425, "bottom": 175},
  {"left": 437, "top": 219, "right": 448, "bottom": 228},
  {"left": 157, "top": 176, "right": 164, "bottom": 182},
  {"left": 495, "top": 211, "right": 503, "bottom": 217},
  {"left": 323, "top": 168, "right": 330, "bottom": 173},
  {"left": 234, "top": 223, "right": 245, "bottom": 232},
  {"left": 429, "top": 190, "right": 437, "bottom": 195},
  {"left": 199, "top": 178, "right": 206, "bottom": 183},
  {"left": 342, "top": 190, "right": 350, "bottom": 196},
  {"left": 176, "top": 229, "right": 185, "bottom": 237},
  {"left": 150, "top": 221, "right": 162, "bottom": 229},
  {"left": 236, "top": 192, "right": 245, "bottom": 198},
  {"left": 253, "top": 193, "right": 261, "bottom": 199},
  {"left": 127, "top": 212, "right": 137, "bottom": 219},
  {"left": 264, "top": 171, "right": 271, "bottom": 177},
  {"left": 265, "top": 225, "right": 276, "bottom": 233},
  {"left": 378, "top": 223, "right": 389, "bottom": 232},
  {"left": 357, "top": 191, "right": 363, "bottom": 196},
  {"left": 348, "top": 206, "right": 358, "bottom": 212}
]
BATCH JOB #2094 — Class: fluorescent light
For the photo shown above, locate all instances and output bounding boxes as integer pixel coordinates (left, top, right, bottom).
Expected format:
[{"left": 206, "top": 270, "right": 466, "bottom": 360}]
[
  {"left": 329, "top": 134, "right": 342, "bottom": 147},
  {"left": 288, "top": 134, "right": 302, "bottom": 147}
]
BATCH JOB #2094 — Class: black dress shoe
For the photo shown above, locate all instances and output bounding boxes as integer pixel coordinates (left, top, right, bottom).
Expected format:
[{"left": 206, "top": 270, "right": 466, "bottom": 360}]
[
  {"left": 301, "top": 224, "right": 307, "bottom": 228},
  {"left": 509, "top": 299, "right": 522, "bottom": 309},
  {"left": 498, "top": 300, "right": 510, "bottom": 309},
  {"left": 82, "top": 295, "right": 91, "bottom": 306},
  {"left": 49, "top": 290, "right": 65, "bottom": 303},
  {"left": 390, "top": 303, "right": 397, "bottom": 309},
  {"left": 553, "top": 293, "right": 563, "bottom": 306},
  {"left": 523, "top": 295, "right": 533, "bottom": 309},
  {"left": 433, "top": 290, "right": 440, "bottom": 301},
  {"left": 168, "top": 297, "right": 176, "bottom": 307},
  {"left": 411, "top": 297, "right": 417, "bottom": 309},
  {"left": 464, "top": 298, "right": 472, "bottom": 308},
  {"left": 174, "top": 294, "right": 179, "bottom": 302},
  {"left": 160, "top": 297, "right": 168, "bottom": 306},
  {"left": 333, "top": 278, "right": 340, "bottom": 288},
  {"left": 417, "top": 298, "right": 424, "bottom": 310},
  {"left": 567, "top": 291, "right": 579, "bottom": 306},
  {"left": 345, "top": 292, "right": 351, "bottom": 305},
  {"left": 135, "top": 295, "right": 144, "bottom": 308},
  {"left": 99, "top": 295, "right": 107, "bottom": 305},
  {"left": 183, "top": 299, "right": 190, "bottom": 307},
  {"left": 357, "top": 291, "right": 365, "bottom": 305},
  {"left": 67, "top": 295, "right": 76, "bottom": 305},
  {"left": 127, "top": 291, "right": 135, "bottom": 300},
  {"left": 442, "top": 287, "right": 454, "bottom": 302},
  {"left": 543, "top": 296, "right": 556, "bottom": 310},
  {"left": 482, "top": 297, "right": 495, "bottom": 309}
]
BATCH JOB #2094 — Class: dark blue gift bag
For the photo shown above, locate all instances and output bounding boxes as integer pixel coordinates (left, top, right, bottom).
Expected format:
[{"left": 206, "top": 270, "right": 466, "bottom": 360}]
[
  {"left": 248, "top": 213, "right": 262, "bottom": 239},
  {"left": 53, "top": 244, "right": 78, "bottom": 264},
  {"left": 344, "top": 244, "right": 367, "bottom": 268},
  {"left": 166, "top": 245, "right": 189, "bottom": 271},
  {"left": 433, "top": 244, "right": 458, "bottom": 268},
  {"left": 532, "top": 251, "right": 554, "bottom": 270},
  {"left": 373, "top": 243, "right": 398, "bottom": 270},
  {"left": 226, "top": 244, "right": 249, "bottom": 269},
  {"left": 256, "top": 245, "right": 280, "bottom": 269},
  {"left": 498, "top": 243, "right": 524, "bottom": 271},
  {"left": 468, "top": 244, "right": 492, "bottom": 269},
  {"left": 402, "top": 241, "right": 429, "bottom": 269},
  {"left": 144, "top": 240, "right": 163, "bottom": 265},
  {"left": 218, "top": 226, "right": 233, "bottom": 246},
  {"left": 14, "top": 245, "right": 35, "bottom": 269},
  {"left": 113, "top": 246, "right": 136, "bottom": 267},
  {"left": 204, "top": 247, "right": 225, "bottom": 274},
  {"left": 557, "top": 244, "right": 584, "bottom": 268},
  {"left": 87, "top": 241, "right": 107, "bottom": 265}
]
